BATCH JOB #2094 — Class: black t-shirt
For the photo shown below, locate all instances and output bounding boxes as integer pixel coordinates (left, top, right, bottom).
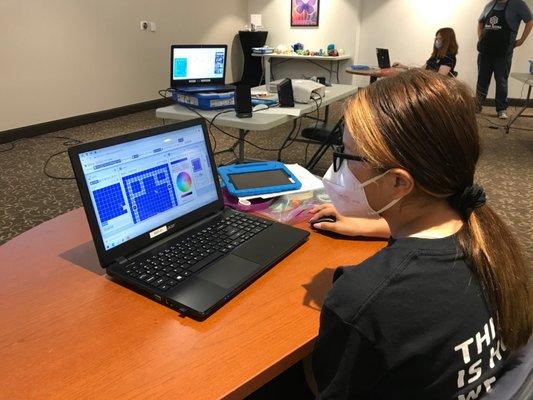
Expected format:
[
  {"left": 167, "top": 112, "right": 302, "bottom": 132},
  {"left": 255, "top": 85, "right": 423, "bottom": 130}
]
[
  {"left": 426, "top": 53, "right": 457, "bottom": 74},
  {"left": 312, "top": 234, "right": 507, "bottom": 400}
]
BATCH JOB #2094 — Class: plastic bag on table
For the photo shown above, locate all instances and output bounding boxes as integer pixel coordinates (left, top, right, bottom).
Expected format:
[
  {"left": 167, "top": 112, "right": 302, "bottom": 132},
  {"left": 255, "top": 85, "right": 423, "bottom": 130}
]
[{"left": 256, "top": 189, "right": 331, "bottom": 224}]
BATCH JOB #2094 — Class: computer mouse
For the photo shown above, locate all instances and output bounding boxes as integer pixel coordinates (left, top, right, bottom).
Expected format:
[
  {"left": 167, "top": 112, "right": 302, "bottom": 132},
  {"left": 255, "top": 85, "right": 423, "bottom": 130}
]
[{"left": 310, "top": 216, "right": 336, "bottom": 227}]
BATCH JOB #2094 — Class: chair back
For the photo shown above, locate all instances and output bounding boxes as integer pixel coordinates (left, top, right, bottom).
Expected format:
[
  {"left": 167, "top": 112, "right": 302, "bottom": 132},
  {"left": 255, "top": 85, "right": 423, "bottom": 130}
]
[{"left": 483, "top": 340, "right": 533, "bottom": 399}]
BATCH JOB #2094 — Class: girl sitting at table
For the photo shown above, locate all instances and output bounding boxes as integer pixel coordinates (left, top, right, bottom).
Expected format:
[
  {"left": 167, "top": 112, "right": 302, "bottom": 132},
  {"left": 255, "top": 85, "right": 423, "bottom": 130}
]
[
  {"left": 393, "top": 27, "right": 459, "bottom": 76},
  {"left": 309, "top": 69, "right": 530, "bottom": 399}
]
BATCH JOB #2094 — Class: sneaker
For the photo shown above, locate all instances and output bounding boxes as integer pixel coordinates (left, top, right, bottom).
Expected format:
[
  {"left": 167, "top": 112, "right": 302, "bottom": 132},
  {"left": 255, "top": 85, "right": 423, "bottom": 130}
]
[{"left": 498, "top": 111, "right": 508, "bottom": 119}]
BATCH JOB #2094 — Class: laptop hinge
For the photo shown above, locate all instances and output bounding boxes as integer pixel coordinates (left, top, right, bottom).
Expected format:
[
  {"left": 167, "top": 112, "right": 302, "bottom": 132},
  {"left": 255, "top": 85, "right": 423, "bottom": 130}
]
[{"left": 116, "top": 256, "right": 129, "bottom": 266}]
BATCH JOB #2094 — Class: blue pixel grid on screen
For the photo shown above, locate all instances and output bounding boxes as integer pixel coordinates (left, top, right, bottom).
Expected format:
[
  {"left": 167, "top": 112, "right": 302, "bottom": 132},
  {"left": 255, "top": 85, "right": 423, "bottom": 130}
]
[
  {"left": 78, "top": 125, "right": 218, "bottom": 251},
  {"left": 122, "top": 164, "right": 177, "bottom": 223},
  {"left": 92, "top": 183, "right": 127, "bottom": 226},
  {"left": 172, "top": 47, "right": 225, "bottom": 80}
]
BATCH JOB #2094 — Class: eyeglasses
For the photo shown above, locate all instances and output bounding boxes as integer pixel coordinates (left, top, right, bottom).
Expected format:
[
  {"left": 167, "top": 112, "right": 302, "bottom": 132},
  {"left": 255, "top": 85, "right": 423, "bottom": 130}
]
[{"left": 332, "top": 145, "right": 366, "bottom": 172}]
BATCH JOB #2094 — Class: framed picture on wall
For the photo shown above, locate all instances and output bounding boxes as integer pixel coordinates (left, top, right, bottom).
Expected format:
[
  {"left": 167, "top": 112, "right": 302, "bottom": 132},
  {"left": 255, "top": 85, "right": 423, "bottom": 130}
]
[{"left": 291, "top": 0, "right": 320, "bottom": 27}]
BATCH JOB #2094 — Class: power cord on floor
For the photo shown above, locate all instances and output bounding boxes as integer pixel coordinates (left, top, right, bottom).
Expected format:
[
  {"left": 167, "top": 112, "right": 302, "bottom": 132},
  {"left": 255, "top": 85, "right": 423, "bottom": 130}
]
[
  {"left": 43, "top": 137, "right": 83, "bottom": 180},
  {"left": 477, "top": 114, "right": 533, "bottom": 132},
  {"left": 0, "top": 134, "right": 83, "bottom": 179},
  {"left": 0, "top": 141, "right": 17, "bottom": 153},
  {"left": 478, "top": 115, "right": 505, "bottom": 130}
]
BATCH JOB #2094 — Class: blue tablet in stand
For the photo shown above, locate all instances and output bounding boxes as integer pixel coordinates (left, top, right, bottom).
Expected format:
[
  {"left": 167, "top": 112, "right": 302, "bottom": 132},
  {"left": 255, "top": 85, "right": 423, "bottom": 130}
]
[{"left": 218, "top": 161, "right": 302, "bottom": 198}]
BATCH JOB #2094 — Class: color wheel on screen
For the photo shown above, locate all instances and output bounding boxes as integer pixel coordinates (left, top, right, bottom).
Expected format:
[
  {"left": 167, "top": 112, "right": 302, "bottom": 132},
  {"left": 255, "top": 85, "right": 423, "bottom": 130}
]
[{"left": 176, "top": 172, "right": 192, "bottom": 192}]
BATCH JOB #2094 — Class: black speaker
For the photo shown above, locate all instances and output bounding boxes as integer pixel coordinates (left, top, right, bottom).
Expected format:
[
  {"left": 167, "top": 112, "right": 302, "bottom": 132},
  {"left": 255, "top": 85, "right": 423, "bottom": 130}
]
[
  {"left": 235, "top": 84, "right": 253, "bottom": 118},
  {"left": 277, "top": 78, "right": 294, "bottom": 108}
]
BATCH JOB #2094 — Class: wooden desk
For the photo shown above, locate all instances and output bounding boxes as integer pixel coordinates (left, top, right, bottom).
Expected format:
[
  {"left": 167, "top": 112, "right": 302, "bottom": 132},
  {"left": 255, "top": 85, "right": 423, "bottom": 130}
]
[{"left": 0, "top": 208, "right": 385, "bottom": 399}]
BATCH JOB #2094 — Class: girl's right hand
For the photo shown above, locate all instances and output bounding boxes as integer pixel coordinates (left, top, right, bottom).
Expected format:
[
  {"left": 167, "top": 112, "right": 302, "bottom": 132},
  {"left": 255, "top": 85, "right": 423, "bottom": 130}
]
[{"left": 308, "top": 204, "right": 391, "bottom": 238}]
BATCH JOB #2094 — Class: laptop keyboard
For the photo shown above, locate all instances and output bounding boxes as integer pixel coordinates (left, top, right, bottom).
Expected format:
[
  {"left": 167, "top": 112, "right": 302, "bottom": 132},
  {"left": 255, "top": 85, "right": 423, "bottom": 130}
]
[{"left": 123, "top": 213, "right": 272, "bottom": 292}]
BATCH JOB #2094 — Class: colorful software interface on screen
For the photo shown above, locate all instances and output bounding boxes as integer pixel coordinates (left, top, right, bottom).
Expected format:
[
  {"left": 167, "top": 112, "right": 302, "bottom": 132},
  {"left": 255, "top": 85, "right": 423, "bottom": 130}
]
[
  {"left": 172, "top": 47, "right": 225, "bottom": 81},
  {"left": 78, "top": 125, "right": 218, "bottom": 250}
]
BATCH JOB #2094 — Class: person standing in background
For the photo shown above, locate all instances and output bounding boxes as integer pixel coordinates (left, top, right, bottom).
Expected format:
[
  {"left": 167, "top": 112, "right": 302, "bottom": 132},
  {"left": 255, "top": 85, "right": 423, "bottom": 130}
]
[{"left": 476, "top": 0, "right": 532, "bottom": 119}]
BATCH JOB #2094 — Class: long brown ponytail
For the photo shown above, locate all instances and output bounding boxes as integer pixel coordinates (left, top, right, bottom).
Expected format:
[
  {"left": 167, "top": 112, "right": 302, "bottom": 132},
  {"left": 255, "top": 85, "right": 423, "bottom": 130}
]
[{"left": 344, "top": 69, "right": 531, "bottom": 350}]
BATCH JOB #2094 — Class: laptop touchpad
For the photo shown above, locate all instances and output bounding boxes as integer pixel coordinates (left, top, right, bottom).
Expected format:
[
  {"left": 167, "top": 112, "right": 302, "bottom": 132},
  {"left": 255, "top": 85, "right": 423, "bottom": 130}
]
[{"left": 198, "top": 254, "right": 261, "bottom": 289}]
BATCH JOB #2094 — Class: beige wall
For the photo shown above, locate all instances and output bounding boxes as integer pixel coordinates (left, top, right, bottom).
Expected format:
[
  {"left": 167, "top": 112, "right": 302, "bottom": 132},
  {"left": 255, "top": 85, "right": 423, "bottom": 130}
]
[
  {"left": 0, "top": 0, "right": 247, "bottom": 132},
  {"left": 355, "top": 0, "right": 533, "bottom": 98},
  {"left": 3, "top": 0, "right": 532, "bottom": 133},
  {"left": 247, "top": 0, "right": 361, "bottom": 83}
]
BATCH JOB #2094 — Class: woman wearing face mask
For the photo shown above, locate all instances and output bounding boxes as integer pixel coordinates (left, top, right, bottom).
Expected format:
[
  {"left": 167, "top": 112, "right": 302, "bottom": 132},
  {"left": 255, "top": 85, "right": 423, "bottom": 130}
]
[
  {"left": 393, "top": 27, "right": 458, "bottom": 76},
  {"left": 310, "top": 70, "right": 531, "bottom": 399}
]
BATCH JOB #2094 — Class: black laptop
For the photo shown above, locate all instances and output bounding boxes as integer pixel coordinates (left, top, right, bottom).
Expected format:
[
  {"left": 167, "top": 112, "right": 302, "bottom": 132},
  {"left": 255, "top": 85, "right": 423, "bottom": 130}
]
[
  {"left": 376, "top": 48, "right": 391, "bottom": 69},
  {"left": 68, "top": 119, "right": 309, "bottom": 319},
  {"left": 171, "top": 44, "right": 235, "bottom": 93}
]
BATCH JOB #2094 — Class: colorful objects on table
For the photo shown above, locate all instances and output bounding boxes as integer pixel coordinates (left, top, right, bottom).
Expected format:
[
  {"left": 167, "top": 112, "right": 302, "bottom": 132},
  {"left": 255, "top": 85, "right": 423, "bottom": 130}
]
[
  {"left": 222, "top": 188, "right": 274, "bottom": 212},
  {"left": 271, "top": 43, "right": 344, "bottom": 57},
  {"left": 292, "top": 42, "right": 304, "bottom": 52},
  {"left": 351, "top": 64, "right": 371, "bottom": 70}
]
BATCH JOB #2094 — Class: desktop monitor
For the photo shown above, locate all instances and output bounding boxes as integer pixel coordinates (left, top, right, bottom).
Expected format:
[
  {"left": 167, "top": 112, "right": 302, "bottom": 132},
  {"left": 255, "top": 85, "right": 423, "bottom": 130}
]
[{"left": 170, "top": 44, "right": 227, "bottom": 88}]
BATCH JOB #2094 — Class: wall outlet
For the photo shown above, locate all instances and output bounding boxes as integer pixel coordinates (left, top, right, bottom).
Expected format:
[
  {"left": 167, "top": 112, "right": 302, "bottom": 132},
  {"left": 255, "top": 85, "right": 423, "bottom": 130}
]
[
  {"left": 140, "top": 20, "right": 149, "bottom": 30},
  {"left": 150, "top": 22, "right": 157, "bottom": 32}
]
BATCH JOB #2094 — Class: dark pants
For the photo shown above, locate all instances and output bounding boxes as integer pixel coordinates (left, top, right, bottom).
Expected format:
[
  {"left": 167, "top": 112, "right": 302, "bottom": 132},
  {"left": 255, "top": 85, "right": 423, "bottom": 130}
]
[{"left": 476, "top": 52, "right": 513, "bottom": 112}]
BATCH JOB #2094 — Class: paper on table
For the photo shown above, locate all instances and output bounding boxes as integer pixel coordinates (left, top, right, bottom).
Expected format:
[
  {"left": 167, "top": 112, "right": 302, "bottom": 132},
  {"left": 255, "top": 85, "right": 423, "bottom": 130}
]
[
  {"left": 239, "top": 163, "right": 324, "bottom": 200},
  {"left": 255, "top": 107, "right": 302, "bottom": 117}
]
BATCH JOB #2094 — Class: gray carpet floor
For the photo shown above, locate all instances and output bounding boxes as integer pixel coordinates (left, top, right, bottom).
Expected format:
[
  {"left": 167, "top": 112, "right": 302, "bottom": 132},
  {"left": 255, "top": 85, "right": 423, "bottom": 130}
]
[{"left": 0, "top": 104, "right": 531, "bottom": 265}]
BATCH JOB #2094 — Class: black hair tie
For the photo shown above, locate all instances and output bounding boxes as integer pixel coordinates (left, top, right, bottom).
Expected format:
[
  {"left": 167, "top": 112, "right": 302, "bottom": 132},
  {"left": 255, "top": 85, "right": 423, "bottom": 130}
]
[{"left": 449, "top": 184, "right": 487, "bottom": 218}]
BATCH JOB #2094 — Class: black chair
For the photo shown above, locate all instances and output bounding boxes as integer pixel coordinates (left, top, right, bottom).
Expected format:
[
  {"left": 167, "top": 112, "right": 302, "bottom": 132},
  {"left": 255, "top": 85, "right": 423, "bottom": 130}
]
[
  {"left": 483, "top": 339, "right": 533, "bottom": 400},
  {"left": 300, "top": 118, "right": 344, "bottom": 170}
]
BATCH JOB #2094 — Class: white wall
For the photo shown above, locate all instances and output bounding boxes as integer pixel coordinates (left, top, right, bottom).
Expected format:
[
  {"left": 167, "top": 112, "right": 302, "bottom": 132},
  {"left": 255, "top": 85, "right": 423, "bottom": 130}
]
[
  {"left": 2, "top": 0, "right": 532, "bottom": 133},
  {"left": 0, "top": 0, "right": 247, "bottom": 133},
  {"left": 248, "top": 0, "right": 361, "bottom": 83},
  {"left": 355, "top": 0, "right": 533, "bottom": 98}
]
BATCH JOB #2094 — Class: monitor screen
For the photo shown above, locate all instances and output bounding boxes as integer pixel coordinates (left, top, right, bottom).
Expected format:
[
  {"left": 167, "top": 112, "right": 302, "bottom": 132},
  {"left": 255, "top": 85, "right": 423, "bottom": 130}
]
[
  {"left": 78, "top": 124, "right": 218, "bottom": 251},
  {"left": 172, "top": 46, "right": 226, "bottom": 82}
]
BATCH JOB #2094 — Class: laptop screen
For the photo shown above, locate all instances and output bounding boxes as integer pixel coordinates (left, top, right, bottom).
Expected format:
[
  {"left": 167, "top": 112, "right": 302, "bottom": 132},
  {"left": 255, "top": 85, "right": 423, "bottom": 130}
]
[
  {"left": 77, "top": 124, "right": 218, "bottom": 251},
  {"left": 171, "top": 46, "right": 226, "bottom": 84},
  {"left": 376, "top": 48, "right": 390, "bottom": 69}
]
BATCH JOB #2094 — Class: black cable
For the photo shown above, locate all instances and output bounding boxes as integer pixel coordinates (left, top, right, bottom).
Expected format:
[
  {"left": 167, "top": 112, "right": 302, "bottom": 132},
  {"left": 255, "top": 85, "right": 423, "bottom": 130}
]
[
  {"left": 158, "top": 86, "right": 323, "bottom": 155},
  {"left": 0, "top": 141, "right": 17, "bottom": 153},
  {"left": 43, "top": 150, "right": 75, "bottom": 180},
  {"left": 477, "top": 114, "right": 533, "bottom": 132},
  {"left": 42, "top": 137, "right": 83, "bottom": 180},
  {"left": 182, "top": 104, "right": 303, "bottom": 152},
  {"left": 477, "top": 115, "right": 505, "bottom": 129},
  {"left": 158, "top": 88, "right": 174, "bottom": 99},
  {"left": 305, "top": 92, "right": 323, "bottom": 165},
  {"left": 208, "top": 109, "right": 235, "bottom": 152}
]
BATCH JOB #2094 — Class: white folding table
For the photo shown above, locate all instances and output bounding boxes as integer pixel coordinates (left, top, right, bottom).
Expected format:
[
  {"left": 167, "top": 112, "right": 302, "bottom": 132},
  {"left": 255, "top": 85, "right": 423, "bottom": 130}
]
[
  {"left": 252, "top": 53, "right": 352, "bottom": 87},
  {"left": 155, "top": 84, "right": 357, "bottom": 164}
]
